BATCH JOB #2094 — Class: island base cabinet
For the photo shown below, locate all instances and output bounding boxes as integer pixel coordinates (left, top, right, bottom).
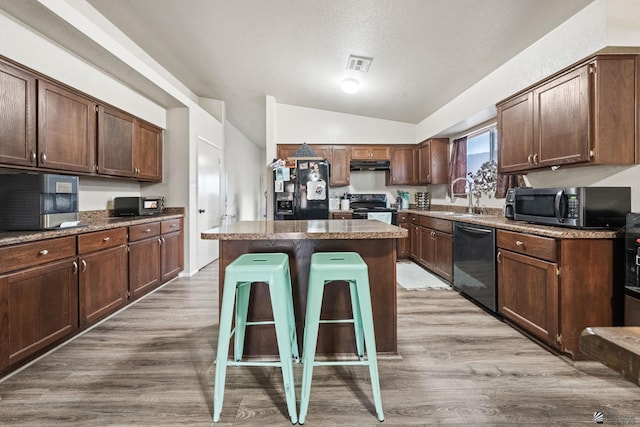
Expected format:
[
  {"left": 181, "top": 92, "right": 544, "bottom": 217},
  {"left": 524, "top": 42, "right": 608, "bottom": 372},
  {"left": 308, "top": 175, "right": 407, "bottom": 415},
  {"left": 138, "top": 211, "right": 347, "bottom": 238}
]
[
  {"left": 0, "top": 258, "right": 78, "bottom": 371},
  {"left": 218, "top": 238, "right": 397, "bottom": 357},
  {"left": 497, "top": 249, "right": 559, "bottom": 347}
]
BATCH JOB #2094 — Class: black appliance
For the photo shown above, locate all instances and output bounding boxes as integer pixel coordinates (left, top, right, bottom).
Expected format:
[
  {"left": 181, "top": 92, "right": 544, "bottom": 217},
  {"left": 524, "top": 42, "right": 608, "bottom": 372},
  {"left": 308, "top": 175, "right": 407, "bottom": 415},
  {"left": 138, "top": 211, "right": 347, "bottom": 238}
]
[
  {"left": 0, "top": 173, "right": 79, "bottom": 230},
  {"left": 504, "top": 186, "right": 630, "bottom": 229},
  {"left": 349, "top": 193, "right": 397, "bottom": 225},
  {"left": 453, "top": 222, "right": 497, "bottom": 312},
  {"left": 625, "top": 212, "right": 640, "bottom": 325},
  {"left": 274, "top": 159, "right": 329, "bottom": 220},
  {"left": 113, "top": 196, "right": 165, "bottom": 216}
]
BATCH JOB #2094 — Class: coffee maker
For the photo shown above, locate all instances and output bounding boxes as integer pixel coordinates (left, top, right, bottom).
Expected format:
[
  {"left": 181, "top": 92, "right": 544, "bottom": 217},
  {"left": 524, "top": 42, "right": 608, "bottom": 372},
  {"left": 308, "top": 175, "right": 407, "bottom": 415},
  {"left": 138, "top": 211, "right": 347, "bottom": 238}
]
[{"left": 0, "top": 173, "right": 79, "bottom": 230}]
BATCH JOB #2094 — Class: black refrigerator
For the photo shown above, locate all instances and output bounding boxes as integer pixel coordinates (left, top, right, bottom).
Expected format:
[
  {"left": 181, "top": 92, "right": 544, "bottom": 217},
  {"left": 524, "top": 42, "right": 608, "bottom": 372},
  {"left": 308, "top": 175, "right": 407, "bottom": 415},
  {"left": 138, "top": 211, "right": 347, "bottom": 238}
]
[{"left": 274, "top": 159, "right": 330, "bottom": 220}]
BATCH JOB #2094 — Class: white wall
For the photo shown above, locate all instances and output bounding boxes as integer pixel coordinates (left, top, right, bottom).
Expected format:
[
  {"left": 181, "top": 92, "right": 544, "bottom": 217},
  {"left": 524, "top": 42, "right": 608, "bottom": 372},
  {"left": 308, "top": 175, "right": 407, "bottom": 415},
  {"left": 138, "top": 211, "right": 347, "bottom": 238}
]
[
  {"left": 225, "top": 122, "right": 265, "bottom": 221},
  {"left": 0, "top": 10, "right": 166, "bottom": 128},
  {"left": 275, "top": 103, "right": 416, "bottom": 144}
]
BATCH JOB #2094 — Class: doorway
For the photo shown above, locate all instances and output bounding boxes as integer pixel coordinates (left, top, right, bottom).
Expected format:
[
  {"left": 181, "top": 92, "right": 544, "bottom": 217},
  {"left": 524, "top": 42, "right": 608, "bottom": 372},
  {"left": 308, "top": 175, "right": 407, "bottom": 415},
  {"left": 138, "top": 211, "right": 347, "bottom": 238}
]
[{"left": 196, "top": 135, "right": 221, "bottom": 269}]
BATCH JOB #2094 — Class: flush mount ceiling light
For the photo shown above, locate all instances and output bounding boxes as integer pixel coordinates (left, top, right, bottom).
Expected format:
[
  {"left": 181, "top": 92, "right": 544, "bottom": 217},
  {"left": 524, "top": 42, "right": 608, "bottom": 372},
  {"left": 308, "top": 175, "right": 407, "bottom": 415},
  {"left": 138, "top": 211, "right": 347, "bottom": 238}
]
[{"left": 341, "top": 78, "right": 359, "bottom": 94}]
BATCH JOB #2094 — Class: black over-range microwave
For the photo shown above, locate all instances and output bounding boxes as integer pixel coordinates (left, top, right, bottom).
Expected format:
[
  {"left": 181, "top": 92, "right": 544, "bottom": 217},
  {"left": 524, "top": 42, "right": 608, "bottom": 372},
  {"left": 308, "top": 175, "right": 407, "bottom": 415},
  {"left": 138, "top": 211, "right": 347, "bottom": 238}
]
[{"left": 504, "top": 187, "right": 631, "bottom": 229}]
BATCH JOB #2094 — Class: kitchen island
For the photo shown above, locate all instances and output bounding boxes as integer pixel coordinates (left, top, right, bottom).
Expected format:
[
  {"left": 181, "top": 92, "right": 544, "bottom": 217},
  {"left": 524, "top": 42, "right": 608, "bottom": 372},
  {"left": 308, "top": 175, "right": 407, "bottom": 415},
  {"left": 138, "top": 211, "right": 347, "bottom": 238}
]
[{"left": 201, "top": 219, "right": 408, "bottom": 357}]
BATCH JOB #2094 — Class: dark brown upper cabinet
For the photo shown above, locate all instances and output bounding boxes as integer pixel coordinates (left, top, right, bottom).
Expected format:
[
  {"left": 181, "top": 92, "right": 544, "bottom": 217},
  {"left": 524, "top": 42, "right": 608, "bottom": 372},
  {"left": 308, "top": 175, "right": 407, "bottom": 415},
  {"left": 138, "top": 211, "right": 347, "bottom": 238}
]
[
  {"left": 0, "top": 60, "right": 37, "bottom": 167},
  {"left": 37, "top": 79, "right": 96, "bottom": 173},
  {"left": 498, "top": 54, "right": 638, "bottom": 173}
]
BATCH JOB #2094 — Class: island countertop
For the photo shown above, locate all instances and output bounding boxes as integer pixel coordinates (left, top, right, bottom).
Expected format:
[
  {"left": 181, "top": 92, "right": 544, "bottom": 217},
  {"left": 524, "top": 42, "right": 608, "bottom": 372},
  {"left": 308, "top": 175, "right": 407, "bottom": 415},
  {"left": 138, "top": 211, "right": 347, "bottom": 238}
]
[{"left": 201, "top": 219, "right": 408, "bottom": 240}]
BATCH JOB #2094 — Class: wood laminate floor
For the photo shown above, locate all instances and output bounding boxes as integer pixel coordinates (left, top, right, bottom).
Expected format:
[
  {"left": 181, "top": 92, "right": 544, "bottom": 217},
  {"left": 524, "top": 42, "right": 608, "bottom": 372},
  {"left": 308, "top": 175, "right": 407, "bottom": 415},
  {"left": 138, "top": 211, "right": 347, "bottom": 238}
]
[{"left": 0, "top": 261, "right": 638, "bottom": 426}]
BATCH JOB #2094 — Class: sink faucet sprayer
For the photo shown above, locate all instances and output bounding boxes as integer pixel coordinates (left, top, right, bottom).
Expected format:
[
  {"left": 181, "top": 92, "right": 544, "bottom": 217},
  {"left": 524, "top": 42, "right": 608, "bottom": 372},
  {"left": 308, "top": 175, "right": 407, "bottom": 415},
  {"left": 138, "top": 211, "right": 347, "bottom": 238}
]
[{"left": 450, "top": 177, "right": 474, "bottom": 213}]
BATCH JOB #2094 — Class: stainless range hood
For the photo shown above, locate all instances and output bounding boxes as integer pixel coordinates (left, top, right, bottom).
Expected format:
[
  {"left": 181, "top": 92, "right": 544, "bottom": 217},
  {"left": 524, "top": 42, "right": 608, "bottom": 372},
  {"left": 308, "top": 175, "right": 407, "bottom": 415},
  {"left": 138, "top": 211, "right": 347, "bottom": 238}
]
[{"left": 349, "top": 159, "right": 391, "bottom": 171}]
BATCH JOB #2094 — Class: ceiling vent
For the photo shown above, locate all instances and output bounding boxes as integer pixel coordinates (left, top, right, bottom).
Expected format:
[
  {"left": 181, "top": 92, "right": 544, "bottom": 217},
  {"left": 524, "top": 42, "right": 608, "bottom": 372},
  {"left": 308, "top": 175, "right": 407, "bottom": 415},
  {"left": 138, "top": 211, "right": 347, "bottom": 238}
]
[{"left": 346, "top": 55, "right": 372, "bottom": 72}]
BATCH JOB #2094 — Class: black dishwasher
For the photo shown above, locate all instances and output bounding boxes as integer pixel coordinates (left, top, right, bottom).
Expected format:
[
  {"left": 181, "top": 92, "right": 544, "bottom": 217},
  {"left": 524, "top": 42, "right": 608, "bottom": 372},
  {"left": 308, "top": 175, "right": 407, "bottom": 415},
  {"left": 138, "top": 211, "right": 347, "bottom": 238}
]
[{"left": 453, "top": 222, "right": 497, "bottom": 312}]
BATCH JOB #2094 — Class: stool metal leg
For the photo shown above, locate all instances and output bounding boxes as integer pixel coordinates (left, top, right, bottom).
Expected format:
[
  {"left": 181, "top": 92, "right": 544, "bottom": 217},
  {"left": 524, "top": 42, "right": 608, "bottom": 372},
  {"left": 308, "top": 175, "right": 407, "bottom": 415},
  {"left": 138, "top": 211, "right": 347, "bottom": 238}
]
[
  {"left": 234, "top": 282, "right": 251, "bottom": 361},
  {"left": 269, "top": 281, "right": 299, "bottom": 424},
  {"left": 298, "top": 276, "right": 326, "bottom": 425},
  {"left": 213, "top": 272, "right": 238, "bottom": 423},
  {"left": 283, "top": 263, "right": 300, "bottom": 363},
  {"left": 355, "top": 276, "right": 385, "bottom": 422},
  {"left": 349, "top": 281, "right": 364, "bottom": 359}
]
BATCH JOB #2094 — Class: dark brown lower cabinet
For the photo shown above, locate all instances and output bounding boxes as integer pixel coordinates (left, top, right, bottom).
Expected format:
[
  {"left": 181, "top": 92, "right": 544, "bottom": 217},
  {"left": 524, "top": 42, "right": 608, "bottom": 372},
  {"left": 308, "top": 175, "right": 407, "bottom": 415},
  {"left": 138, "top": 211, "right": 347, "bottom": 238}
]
[
  {"left": 128, "top": 219, "right": 184, "bottom": 299},
  {"left": 410, "top": 215, "right": 453, "bottom": 282},
  {"left": 129, "top": 234, "right": 161, "bottom": 300},
  {"left": 497, "top": 249, "right": 559, "bottom": 347},
  {"left": 497, "top": 229, "right": 621, "bottom": 359},
  {"left": 78, "top": 228, "right": 128, "bottom": 328},
  {"left": 0, "top": 217, "right": 184, "bottom": 377},
  {"left": 0, "top": 258, "right": 78, "bottom": 370}
]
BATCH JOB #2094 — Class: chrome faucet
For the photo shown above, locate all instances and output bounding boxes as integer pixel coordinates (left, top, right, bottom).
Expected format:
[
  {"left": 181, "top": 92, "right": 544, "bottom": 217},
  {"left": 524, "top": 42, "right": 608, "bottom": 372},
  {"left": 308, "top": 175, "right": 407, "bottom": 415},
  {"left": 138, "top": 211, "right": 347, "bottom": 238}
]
[{"left": 450, "top": 177, "right": 474, "bottom": 213}]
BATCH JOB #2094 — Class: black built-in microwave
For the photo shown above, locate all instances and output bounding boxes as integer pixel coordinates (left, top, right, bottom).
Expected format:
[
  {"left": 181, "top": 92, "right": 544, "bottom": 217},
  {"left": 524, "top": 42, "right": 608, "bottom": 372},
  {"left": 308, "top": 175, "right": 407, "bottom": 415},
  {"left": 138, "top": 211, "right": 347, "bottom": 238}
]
[{"left": 504, "top": 186, "right": 631, "bottom": 229}]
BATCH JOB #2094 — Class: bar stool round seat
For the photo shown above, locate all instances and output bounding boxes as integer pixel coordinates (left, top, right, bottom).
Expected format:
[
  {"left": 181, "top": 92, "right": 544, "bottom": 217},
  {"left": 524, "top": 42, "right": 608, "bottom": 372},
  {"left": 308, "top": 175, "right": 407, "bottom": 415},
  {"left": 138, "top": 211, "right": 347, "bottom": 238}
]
[
  {"left": 213, "top": 252, "right": 299, "bottom": 424},
  {"left": 298, "top": 251, "right": 384, "bottom": 424}
]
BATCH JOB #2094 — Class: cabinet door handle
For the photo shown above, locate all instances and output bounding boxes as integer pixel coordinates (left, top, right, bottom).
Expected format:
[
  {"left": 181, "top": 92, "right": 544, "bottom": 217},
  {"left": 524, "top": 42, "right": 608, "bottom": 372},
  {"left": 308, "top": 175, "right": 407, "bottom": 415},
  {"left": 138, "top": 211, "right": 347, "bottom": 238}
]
[
  {"left": 39, "top": 249, "right": 49, "bottom": 256},
  {"left": 527, "top": 154, "right": 533, "bottom": 165},
  {"left": 40, "top": 152, "right": 47, "bottom": 163},
  {"left": 497, "top": 251, "right": 502, "bottom": 263},
  {"left": 533, "top": 154, "right": 538, "bottom": 165},
  {"left": 158, "top": 238, "right": 163, "bottom": 246},
  {"left": 103, "top": 237, "right": 110, "bottom": 242},
  {"left": 30, "top": 150, "right": 37, "bottom": 162},
  {"left": 73, "top": 261, "right": 78, "bottom": 274},
  {"left": 81, "top": 259, "right": 87, "bottom": 272}
]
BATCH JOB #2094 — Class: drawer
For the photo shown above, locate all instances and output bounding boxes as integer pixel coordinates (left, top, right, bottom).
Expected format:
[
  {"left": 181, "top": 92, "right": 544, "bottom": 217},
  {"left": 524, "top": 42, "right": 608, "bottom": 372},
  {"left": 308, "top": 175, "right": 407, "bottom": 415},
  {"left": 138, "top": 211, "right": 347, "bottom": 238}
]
[
  {"left": 0, "top": 236, "right": 76, "bottom": 274},
  {"left": 77, "top": 227, "right": 127, "bottom": 254},
  {"left": 129, "top": 222, "right": 161, "bottom": 242},
  {"left": 161, "top": 218, "right": 183, "bottom": 234},
  {"left": 497, "top": 230, "right": 557, "bottom": 262},
  {"left": 418, "top": 216, "right": 453, "bottom": 234}
]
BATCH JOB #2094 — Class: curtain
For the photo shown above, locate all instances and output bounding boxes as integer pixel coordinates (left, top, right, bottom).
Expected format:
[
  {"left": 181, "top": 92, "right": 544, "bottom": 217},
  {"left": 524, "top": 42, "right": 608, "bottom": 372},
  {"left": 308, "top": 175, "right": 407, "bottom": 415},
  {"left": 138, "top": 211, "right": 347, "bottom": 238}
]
[
  {"left": 495, "top": 172, "right": 525, "bottom": 198},
  {"left": 449, "top": 136, "right": 467, "bottom": 198}
]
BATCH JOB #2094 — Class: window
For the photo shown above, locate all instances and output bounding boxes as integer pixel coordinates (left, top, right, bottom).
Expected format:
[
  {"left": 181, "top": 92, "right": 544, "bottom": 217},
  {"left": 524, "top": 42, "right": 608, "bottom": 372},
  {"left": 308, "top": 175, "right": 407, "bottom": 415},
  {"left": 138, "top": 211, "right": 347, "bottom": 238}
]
[{"left": 466, "top": 125, "right": 497, "bottom": 177}]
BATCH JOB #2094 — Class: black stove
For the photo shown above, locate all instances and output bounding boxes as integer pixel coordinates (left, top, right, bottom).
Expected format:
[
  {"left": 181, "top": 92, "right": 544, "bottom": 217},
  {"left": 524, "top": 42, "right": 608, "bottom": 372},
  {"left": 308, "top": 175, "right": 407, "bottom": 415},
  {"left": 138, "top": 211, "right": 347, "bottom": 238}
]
[{"left": 348, "top": 194, "right": 397, "bottom": 225}]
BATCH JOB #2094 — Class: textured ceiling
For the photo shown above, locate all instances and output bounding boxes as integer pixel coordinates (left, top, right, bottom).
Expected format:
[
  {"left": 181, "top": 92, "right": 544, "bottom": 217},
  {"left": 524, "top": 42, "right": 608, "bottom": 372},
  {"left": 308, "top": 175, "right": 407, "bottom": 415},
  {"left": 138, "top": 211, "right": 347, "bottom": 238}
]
[{"left": 2, "top": 0, "right": 595, "bottom": 146}]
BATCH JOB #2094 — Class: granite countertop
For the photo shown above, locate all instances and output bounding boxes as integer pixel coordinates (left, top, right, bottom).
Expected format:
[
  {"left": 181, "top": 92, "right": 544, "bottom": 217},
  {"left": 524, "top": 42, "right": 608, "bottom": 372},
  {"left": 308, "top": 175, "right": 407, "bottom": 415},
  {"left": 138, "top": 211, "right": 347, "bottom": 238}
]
[
  {"left": 201, "top": 219, "right": 408, "bottom": 240},
  {"left": 398, "top": 208, "right": 624, "bottom": 239},
  {"left": 0, "top": 211, "right": 184, "bottom": 248}
]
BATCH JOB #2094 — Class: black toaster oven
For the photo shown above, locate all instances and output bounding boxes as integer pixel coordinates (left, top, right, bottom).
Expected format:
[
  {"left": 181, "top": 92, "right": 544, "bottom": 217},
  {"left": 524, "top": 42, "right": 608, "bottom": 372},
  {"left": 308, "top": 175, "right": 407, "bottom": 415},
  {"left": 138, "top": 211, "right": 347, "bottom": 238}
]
[{"left": 113, "top": 196, "right": 165, "bottom": 216}]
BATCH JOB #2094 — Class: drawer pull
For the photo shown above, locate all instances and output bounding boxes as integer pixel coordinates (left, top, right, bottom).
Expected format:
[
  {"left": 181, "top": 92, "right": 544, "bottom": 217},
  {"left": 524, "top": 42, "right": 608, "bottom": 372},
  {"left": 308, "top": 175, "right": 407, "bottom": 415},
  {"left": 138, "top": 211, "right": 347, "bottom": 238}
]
[
  {"left": 170, "top": 224, "right": 177, "bottom": 228},
  {"left": 515, "top": 240, "right": 524, "bottom": 246},
  {"left": 39, "top": 249, "right": 49, "bottom": 256},
  {"left": 103, "top": 237, "right": 110, "bottom": 242},
  {"left": 145, "top": 229, "right": 151, "bottom": 233}
]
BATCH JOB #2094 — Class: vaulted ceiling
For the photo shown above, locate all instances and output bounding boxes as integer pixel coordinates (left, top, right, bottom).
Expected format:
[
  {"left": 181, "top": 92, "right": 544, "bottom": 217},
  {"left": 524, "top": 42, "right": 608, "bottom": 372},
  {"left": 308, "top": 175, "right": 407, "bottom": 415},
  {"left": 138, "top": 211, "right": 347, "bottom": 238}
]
[{"left": 1, "top": 0, "right": 594, "bottom": 146}]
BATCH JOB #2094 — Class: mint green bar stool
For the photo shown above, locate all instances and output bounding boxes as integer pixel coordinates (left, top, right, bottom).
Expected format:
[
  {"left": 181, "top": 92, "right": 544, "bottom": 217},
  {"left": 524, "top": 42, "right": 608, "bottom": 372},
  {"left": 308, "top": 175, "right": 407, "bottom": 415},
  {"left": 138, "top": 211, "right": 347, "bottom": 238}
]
[
  {"left": 298, "top": 252, "right": 384, "bottom": 424},
  {"left": 213, "top": 253, "right": 299, "bottom": 424}
]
